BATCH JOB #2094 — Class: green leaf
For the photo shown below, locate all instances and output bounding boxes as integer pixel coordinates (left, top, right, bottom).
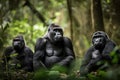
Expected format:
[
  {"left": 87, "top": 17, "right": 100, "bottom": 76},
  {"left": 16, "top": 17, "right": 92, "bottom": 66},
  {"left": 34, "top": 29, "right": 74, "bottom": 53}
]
[
  {"left": 106, "top": 0, "right": 110, "bottom": 3},
  {"left": 10, "top": 53, "right": 18, "bottom": 58}
]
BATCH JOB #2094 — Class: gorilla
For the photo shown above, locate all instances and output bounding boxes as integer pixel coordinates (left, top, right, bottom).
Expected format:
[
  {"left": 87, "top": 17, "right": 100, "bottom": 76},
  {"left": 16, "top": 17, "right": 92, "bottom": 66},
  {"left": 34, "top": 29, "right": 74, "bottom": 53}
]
[
  {"left": 33, "top": 23, "right": 75, "bottom": 71},
  {"left": 2, "top": 35, "right": 33, "bottom": 72},
  {"left": 80, "top": 31, "right": 116, "bottom": 76}
]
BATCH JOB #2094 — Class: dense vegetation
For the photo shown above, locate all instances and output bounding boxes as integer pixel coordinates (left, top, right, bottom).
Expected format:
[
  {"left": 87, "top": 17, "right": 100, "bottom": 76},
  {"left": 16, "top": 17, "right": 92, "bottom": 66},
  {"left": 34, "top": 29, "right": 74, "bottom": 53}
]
[{"left": 0, "top": 0, "right": 120, "bottom": 80}]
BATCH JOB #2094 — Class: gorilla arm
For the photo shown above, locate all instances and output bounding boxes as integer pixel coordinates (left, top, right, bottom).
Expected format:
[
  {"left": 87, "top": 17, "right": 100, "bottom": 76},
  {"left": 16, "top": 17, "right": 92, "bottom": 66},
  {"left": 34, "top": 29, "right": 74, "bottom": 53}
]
[
  {"left": 24, "top": 47, "right": 33, "bottom": 71},
  {"left": 80, "top": 47, "right": 102, "bottom": 76},
  {"left": 57, "top": 37, "right": 75, "bottom": 66},
  {"left": 102, "top": 40, "right": 116, "bottom": 60},
  {"left": 86, "top": 50, "right": 102, "bottom": 70},
  {"left": 80, "top": 47, "right": 93, "bottom": 75},
  {"left": 33, "top": 38, "right": 47, "bottom": 70},
  {"left": 2, "top": 46, "right": 14, "bottom": 64}
]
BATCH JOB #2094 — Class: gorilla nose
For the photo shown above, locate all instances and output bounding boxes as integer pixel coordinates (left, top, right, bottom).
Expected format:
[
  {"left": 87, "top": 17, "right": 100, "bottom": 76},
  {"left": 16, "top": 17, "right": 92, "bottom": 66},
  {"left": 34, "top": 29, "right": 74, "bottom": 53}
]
[
  {"left": 14, "top": 44, "right": 19, "bottom": 48},
  {"left": 95, "top": 38, "right": 101, "bottom": 42},
  {"left": 94, "top": 41, "right": 99, "bottom": 45},
  {"left": 57, "top": 35, "right": 62, "bottom": 37},
  {"left": 13, "top": 43, "right": 19, "bottom": 47}
]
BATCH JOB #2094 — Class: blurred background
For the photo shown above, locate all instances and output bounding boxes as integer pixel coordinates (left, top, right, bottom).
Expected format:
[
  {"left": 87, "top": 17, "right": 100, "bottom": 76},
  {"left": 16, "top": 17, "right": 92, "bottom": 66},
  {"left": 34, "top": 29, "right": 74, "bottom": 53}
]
[{"left": 0, "top": 0, "right": 120, "bottom": 59}]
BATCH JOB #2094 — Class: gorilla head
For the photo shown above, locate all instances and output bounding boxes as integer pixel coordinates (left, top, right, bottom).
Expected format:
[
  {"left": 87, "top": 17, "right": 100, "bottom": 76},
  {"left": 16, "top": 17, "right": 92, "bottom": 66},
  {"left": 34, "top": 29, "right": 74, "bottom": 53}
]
[
  {"left": 12, "top": 35, "right": 25, "bottom": 51},
  {"left": 47, "top": 23, "right": 63, "bottom": 43},
  {"left": 92, "top": 31, "right": 109, "bottom": 49}
]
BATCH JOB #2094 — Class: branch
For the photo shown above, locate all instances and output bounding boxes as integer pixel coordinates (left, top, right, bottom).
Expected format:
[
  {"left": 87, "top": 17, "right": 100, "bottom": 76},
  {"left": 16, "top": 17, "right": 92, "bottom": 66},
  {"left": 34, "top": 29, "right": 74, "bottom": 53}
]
[{"left": 24, "top": 0, "right": 46, "bottom": 25}]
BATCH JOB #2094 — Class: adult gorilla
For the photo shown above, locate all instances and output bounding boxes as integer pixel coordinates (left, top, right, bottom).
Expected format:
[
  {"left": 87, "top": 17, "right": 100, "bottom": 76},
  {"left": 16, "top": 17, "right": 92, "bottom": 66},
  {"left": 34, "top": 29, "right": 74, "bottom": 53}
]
[
  {"left": 33, "top": 23, "right": 75, "bottom": 70},
  {"left": 2, "top": 35, "right": 33, "bottom": 72},
  {"left": 80, "top": 31, "right": 116, "bottom": 76}
]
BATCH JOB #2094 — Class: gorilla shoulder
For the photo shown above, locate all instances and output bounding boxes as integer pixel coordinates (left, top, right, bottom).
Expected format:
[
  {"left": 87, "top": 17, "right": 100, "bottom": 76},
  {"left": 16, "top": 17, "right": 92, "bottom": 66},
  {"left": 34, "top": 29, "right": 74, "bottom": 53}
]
[
  {"left": 4, "top": 46, "right": 14, "bottom": 55},
  {"left": 35, "top": 38, "right": 47, "bottom": 52},
  {"left": 63, "top": 37, "right": 73, "bottom": 48},
  {"left": 24, "top": 47, "right": 33, "bottom": 55}
]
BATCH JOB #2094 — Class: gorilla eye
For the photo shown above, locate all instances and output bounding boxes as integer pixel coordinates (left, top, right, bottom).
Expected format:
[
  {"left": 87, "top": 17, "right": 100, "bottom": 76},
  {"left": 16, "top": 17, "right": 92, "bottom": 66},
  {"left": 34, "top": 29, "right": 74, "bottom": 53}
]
[
  {"left": 14, "top": 40, "right": 20, "bottom": 41},
  {"left": 53, "top": 29, "right": 62, "bottom": 32},
  {"left": 58, "top": 30, "right": 62, "bottom": 33},
  {"left": 53, "top": 29, "right": 57, "bottom": 32},
  {"left": 95, "top": 32, "right": 101, "bottom": 35},
  {"left": 98, "top": 32, "right": 102, "bottom": 34}
]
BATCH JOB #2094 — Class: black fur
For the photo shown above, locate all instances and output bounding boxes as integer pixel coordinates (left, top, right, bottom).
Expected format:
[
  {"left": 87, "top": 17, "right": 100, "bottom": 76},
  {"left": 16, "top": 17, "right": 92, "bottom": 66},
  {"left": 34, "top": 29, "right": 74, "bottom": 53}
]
[
  {"left": 2, "top": 35, "right": 33, "bottom": 72},
  {"left": 33, "top": 24, "right": 75, "bottom": 71},
  {"left": 80, "top": 31, "right": 116, "bottom": 76}
]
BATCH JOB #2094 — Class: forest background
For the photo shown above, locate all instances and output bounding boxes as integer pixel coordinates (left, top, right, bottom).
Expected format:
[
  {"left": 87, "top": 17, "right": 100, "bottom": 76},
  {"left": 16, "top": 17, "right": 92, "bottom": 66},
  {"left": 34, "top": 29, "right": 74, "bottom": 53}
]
[{"left": 0, "top": 0, "right": 120, "bottom": 79}]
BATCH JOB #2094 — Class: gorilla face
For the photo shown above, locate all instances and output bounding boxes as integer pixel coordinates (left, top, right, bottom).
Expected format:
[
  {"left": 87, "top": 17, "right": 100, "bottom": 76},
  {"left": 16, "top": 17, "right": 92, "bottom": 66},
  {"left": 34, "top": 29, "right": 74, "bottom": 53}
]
[
  {"left": 12, "top": 36, "right": 25, "bottom": 51},
  {"left": 92, "top": 36, "right": 106, "bottom": 49},
  {"left": 92, "top": 31, "right": 107, "bottom": 49},
  {"left": 53, "top": 28, "right": 63, "bottom": 42},
  {"left": 48, "top": 24, "right": 63, "bottom": 43}
]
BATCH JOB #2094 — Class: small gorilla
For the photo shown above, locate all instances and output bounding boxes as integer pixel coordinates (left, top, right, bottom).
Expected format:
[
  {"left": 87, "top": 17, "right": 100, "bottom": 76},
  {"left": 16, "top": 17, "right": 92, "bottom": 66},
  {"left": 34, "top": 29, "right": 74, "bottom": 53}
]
[
  {"left": 33, "top": 23, "right": 75, "bottom": 71},
  {"left": 2, "top": 35, "right": 33, "bottom": 72},
  {"left": 80, "top": 31, "right": 116, "bottom": 76}
]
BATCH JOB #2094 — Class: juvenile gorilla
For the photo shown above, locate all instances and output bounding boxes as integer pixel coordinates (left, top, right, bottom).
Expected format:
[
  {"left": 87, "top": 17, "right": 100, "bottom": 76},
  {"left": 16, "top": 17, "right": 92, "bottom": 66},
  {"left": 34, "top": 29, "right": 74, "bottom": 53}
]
[
  {"left": 33, "top": 24, "right": 75, "bottom": 70},
  {"left": 3, "top": 35, "right": 33, "bottom": 72},
  {"left": 80, "top": 31, "right": 116, "bottom": 76}
]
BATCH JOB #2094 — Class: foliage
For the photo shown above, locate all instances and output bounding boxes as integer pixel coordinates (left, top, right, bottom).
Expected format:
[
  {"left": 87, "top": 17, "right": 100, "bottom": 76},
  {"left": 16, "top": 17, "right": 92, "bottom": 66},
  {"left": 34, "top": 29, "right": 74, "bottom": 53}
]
[
  {"left": 0, "top": 0, "right": 120, "bottom": 80},
  {"left": 0, "top": 21, "right": 9, "bottom": 55},
  {"left": 0, "top": 70, "right": 34, "bottom": 80},
  {"left": 1, "top": 52, "right": 120, "bottom": 80},
  {"left": 7, "top": 19, "right": 47, "bottom": 50}
]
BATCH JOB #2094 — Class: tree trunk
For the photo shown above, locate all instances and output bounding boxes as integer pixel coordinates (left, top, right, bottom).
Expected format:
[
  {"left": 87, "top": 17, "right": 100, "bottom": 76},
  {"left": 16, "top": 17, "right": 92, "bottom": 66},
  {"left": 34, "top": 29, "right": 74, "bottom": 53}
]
[
  {"left": 67, "top": 0, "right": 73, "bottom": 41},
  {"left": 111, "top": 0, "right": 120, "bottom": 26},
  {"left": 91, "top": 0, "right": 105, "bottom": 31},
  {"left": 110, "top": 0, "right": 120, "bottom": 44}
]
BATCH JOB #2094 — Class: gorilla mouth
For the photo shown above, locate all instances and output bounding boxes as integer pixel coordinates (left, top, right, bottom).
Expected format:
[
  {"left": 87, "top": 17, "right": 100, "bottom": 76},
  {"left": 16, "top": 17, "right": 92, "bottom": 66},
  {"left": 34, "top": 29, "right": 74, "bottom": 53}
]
[
  {"left": 54, "top": 37, "right": 63, "bottom": 42},
  {"left": 94, "top": 44, "right": 104, "bottom": 49},
  {"left": 14, "top": 45, "right": 22, "bottom": 51}
]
